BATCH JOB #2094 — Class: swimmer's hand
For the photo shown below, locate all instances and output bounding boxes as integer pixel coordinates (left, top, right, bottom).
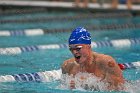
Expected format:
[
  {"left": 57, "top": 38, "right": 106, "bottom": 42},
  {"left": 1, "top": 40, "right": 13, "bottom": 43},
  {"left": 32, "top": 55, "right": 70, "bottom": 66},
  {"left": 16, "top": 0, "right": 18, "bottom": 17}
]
[{"left": 70, "top": 80, "right": 75, "bottom": 89}]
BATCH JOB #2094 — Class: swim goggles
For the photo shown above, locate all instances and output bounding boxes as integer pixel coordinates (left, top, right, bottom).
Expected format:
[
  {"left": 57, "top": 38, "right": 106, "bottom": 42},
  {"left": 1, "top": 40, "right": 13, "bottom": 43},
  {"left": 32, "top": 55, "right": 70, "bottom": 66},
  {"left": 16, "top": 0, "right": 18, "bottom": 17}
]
[{"left": 69, "top": 45, "right": 83, "bottom": 51}]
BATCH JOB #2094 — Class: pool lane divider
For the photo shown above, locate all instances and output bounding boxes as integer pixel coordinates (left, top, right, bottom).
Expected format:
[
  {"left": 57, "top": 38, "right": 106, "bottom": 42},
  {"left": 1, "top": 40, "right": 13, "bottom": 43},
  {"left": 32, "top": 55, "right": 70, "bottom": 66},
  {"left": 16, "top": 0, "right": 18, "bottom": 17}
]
[
  {"left": 0, "top": 23, "right": 140, "bottom": 36},
  {"left": 0, "top": 12, "right": 132, "bottom": 24},
  {"left": 0, "top": 69, "right": 62, "bottom": 82},
  {"left": 0, "top": 8, "right": 47, "bottom": 16},
  {"left": 0, "top": 61, "right": 140, "bottom": 83},
  {"left": 0, "top": 38, "right": 140, "bottom": 55},
  {"left": 0, "top": 29, "right": 44, "bottom": 36}
]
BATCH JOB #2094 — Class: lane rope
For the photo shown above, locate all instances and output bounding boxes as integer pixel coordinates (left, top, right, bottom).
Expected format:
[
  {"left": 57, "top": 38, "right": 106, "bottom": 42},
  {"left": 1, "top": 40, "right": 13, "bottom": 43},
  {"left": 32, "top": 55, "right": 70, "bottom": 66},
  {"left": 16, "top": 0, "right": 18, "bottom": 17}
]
[
  {"left": 0, "top": 29, "right": 44, "bottom": 36},
  {"left": 0, "top": 38, "right": 139, "bottom": 55},
  {"left": 0, "top": 61, "right": 140, "bottom": 83},
  {"left": 0, "top": 8, "right": 47, "bottom": 16},
  {"left": 0, "top": 23, "right": 140, "bottom": 36},
  {"left": 0, "top": 12, "right": 132, "bottom": 24}
]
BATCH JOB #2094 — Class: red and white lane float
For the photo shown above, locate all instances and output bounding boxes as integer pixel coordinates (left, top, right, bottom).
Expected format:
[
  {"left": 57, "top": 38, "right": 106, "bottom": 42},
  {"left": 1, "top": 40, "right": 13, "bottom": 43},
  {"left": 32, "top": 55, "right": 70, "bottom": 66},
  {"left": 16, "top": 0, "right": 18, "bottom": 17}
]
[{"left": 0, "top": 61, "right": 140, "bottom": 83}]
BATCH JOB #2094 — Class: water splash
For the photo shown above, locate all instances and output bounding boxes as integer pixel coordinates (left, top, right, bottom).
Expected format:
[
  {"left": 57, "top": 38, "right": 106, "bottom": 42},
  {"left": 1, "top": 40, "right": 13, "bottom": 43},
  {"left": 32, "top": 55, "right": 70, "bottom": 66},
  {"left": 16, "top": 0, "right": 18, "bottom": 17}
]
[
  {"left": 125, "top": 79, "right": 140, "bottom": 93},
  {"left": 58, "top": 72, "right": 140, "bottom": 93},
  {"left": 59, "top": 72, "right": 108, "bottom": 91}
]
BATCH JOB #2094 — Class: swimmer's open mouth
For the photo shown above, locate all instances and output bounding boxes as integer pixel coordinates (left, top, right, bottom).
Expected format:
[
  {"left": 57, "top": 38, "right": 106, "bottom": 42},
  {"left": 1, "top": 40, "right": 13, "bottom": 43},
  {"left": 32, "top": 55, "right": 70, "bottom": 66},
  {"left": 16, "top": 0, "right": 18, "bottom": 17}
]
[{"left": 75, "top": 56, "right": 81, "bottom": 59}]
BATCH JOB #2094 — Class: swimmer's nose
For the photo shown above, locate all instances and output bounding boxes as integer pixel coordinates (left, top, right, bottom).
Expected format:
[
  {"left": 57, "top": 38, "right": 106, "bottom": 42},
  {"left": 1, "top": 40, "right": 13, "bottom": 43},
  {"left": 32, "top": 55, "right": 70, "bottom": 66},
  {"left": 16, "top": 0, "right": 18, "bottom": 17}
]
[{"left": 71, "top": 50, "right": 78, "bottom": 55}]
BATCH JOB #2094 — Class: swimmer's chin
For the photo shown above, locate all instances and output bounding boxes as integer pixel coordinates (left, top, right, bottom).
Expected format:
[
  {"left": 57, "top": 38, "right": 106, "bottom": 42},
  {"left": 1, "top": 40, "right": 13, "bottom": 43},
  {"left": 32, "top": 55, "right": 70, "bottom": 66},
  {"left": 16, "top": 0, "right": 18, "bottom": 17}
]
[
  {"left": 75, "top": 58, "right": 85, "bottom": 64},
  {"left": 75, "top": 58, "right": 80, "bottom": 63},
  {"left": 75, "top": 57, "right": 81, "bottom": 64}
]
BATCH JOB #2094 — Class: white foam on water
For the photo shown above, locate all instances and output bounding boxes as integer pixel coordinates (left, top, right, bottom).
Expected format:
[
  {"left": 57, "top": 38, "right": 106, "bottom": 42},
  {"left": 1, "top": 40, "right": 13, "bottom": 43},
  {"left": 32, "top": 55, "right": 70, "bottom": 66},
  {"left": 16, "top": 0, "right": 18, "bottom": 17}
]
[
  {"left": 122, "top": 68, "right": 140, "bottom": 93},
  {"left": 59, "top": 72, "right": 108, "bottom": 91},
  {"left": 58, "top": 72, "right": 140, "bottom": 93},
  {"left": 123, "top": 80, "right": 140, "bottom": 93}
]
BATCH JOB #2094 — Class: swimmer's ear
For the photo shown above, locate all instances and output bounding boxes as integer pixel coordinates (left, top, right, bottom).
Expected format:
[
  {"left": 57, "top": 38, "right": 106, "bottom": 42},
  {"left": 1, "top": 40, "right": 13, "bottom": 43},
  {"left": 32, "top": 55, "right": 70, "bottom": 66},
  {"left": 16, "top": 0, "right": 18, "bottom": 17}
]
[{"left": 85, "top": 44, "right": 91, "bottom": 49}]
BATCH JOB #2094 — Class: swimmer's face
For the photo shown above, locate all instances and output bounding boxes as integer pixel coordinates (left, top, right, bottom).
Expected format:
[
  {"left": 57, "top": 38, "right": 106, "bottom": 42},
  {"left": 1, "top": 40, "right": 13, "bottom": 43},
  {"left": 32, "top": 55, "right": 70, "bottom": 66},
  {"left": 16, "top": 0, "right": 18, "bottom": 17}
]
[{"left": 69, "top": 44, "right": 91, "bottom": 64}]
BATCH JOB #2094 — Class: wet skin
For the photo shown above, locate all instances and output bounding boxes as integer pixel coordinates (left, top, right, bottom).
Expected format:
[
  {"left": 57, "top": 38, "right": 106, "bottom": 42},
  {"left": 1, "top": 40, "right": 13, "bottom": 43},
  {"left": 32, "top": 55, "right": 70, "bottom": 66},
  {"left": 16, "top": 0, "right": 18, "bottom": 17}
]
[{"left": 62, "top": 44, "right": 125, "bottom": 90}]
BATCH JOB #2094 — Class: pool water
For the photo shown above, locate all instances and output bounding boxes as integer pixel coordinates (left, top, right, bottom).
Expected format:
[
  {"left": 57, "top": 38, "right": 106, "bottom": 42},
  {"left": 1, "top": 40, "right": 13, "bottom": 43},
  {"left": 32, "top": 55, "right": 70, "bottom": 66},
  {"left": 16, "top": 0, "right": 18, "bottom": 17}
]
[{"left": 0, "top": 9, "right": 140, "bottom": 93}]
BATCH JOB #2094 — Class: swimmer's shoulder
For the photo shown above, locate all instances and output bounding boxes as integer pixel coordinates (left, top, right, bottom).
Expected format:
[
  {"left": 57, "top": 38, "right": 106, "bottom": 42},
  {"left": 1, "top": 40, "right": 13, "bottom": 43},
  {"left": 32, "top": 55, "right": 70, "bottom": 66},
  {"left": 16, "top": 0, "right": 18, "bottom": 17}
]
[
  {"left": 93, "top": 52, "right": 115, "bottom": 60},
  {"left": 61, "top": 58, "right": 76, "bottom": 74},
  {"left": 93, "top": 52, "right": 116, "bottom": 66},
  {"left": 63, "top": 58, "right": 76, "bottom": 66}
]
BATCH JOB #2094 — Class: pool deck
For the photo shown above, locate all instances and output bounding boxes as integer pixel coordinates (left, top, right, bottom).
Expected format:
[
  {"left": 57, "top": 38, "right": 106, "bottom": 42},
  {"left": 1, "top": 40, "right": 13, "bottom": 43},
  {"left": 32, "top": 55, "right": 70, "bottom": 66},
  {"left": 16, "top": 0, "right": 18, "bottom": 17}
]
[{"left": 0, "top": 0, "right": 140, "bottom": 11}]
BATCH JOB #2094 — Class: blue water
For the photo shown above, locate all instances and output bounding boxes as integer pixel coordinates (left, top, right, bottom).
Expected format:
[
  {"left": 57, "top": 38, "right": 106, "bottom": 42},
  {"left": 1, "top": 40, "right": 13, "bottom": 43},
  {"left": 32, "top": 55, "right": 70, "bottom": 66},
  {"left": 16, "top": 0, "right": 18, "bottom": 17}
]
[{"left": 0, "top": 10, "right": 140, "bottom": 93}]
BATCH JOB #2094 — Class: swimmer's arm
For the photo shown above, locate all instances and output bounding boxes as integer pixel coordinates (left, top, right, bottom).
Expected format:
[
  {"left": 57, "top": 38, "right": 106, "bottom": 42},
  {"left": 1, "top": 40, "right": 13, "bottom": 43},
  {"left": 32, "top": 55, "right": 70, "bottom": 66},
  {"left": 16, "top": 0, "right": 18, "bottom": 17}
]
[
  {"left": 61, "top": 59, "right": 76, "bottom": 89},
  {"left": 61, "top": 61, "right": 69, "bottom": 74},
  {"left": 100, "top": 55, "right": 124, "bottom": 90},
  {"left": 61, "top": 58, "right": 75, "bottom": 74}
]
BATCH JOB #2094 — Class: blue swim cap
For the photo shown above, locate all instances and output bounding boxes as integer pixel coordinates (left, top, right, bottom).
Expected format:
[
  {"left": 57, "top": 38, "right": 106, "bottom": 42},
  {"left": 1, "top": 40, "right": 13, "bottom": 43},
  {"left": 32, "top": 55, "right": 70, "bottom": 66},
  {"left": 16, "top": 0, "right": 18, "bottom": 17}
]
[{"left": 69, "top": 27, "right": 91, "bottom": 45}]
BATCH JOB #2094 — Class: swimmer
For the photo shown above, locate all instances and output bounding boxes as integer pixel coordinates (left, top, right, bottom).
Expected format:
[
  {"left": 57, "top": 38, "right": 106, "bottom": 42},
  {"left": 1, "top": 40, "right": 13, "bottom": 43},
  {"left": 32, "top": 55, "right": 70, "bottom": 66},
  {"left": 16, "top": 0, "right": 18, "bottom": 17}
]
[{"left": 61, "top": 27, "right": 125, "bottom": 91}]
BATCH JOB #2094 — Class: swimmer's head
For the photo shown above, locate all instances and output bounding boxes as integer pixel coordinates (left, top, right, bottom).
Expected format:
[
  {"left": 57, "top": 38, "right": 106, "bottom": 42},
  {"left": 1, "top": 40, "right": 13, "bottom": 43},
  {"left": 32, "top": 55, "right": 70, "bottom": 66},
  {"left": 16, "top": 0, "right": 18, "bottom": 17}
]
[{"left": 69, "top": 27, "right": 91, "bottom": 45}]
